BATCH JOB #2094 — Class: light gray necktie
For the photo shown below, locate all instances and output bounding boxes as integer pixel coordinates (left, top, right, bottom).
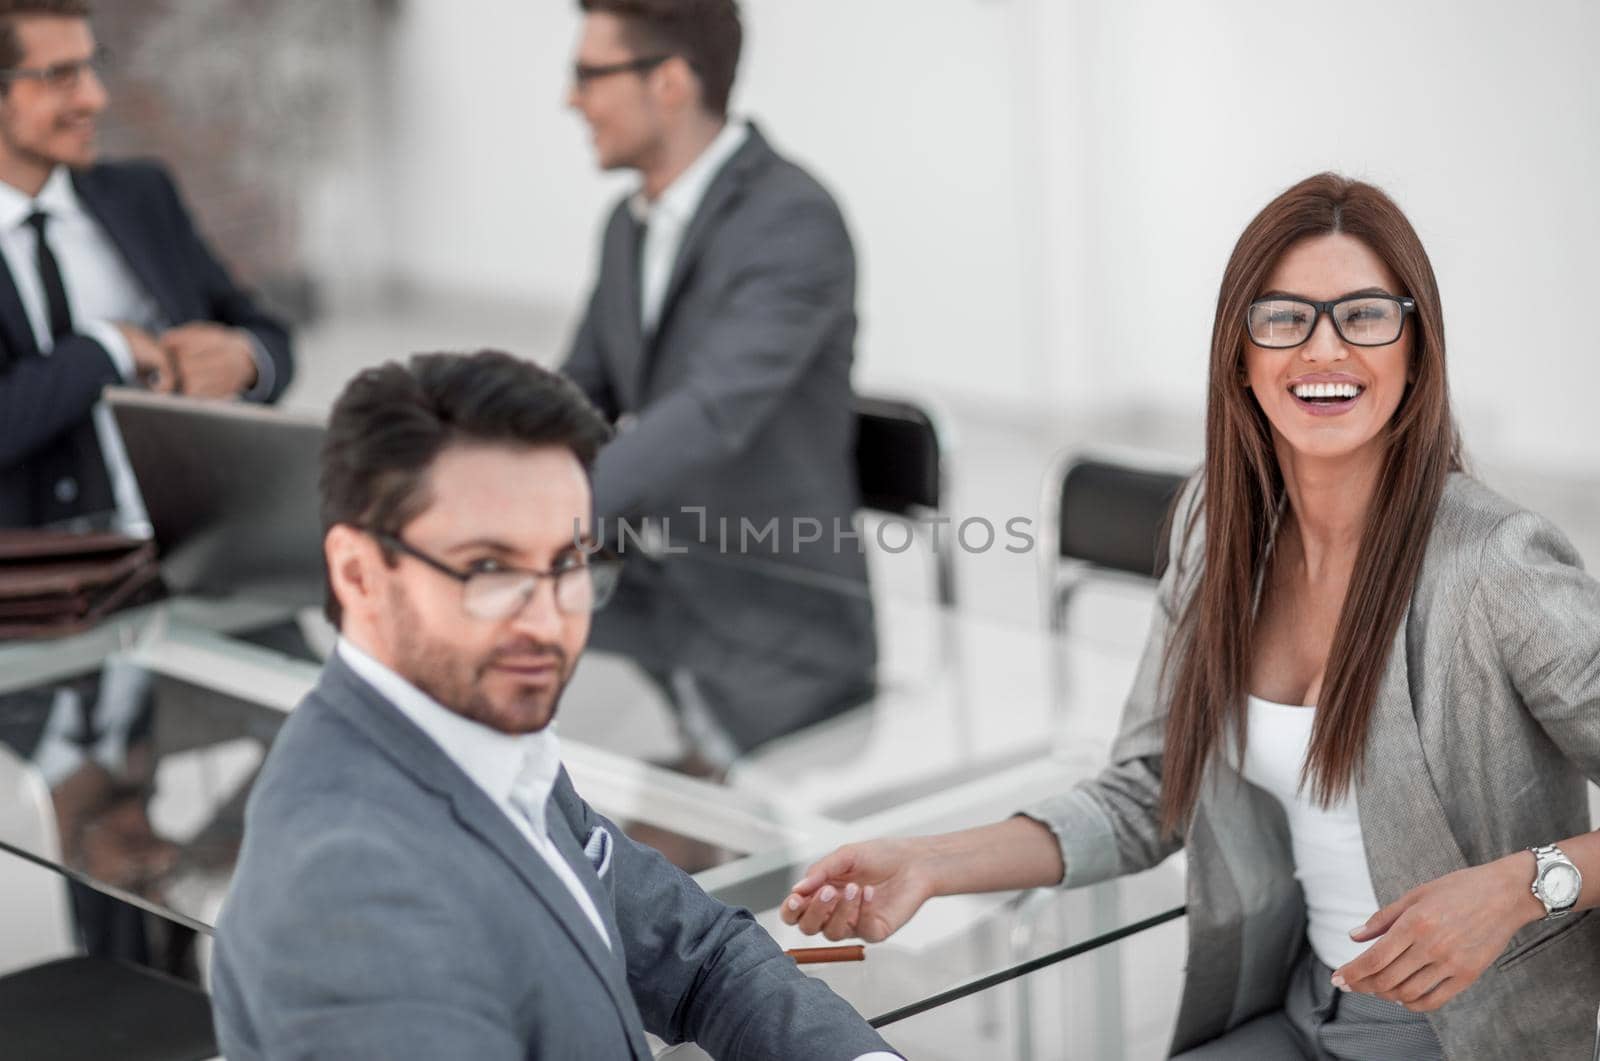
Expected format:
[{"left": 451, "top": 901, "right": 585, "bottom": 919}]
[
  {"left": 505, "top": 742, "right": 613, "bottom": 950},
  {"left": 506, "top": 747, "right": 555, "bottom": 840}
]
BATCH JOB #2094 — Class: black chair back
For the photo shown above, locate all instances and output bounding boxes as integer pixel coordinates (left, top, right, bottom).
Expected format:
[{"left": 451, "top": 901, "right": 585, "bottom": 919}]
[
  {"left": 1057, "top": 459, "right": 1187, "bottom": 580},
  {"left": 854, "top": 396, "right": 942, "bottom": 516}
]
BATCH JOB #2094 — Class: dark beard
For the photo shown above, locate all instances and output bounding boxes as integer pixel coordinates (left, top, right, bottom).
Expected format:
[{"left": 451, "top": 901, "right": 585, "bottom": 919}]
[{"left": 387, "top": 585, "right": 570, "bottom": 735}]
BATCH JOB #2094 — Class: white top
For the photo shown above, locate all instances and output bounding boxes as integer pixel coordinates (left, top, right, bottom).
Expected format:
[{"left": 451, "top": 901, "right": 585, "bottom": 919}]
[
  {"left": 0, "top": 166, "right": 273, "bottom": 532},
  {"left": 337, "top": 638, "right": 611, "bottom": 949},
  {"left": 1240, "top": 694, "right": 1382, "bottom": 969},
  {"left": 628, "top": 119, "right": 750, "bottom": 335}
]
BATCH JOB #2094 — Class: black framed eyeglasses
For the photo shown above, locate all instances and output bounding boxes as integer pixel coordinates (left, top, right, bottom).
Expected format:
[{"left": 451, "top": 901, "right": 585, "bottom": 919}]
[
  {"left": 0, "top": 45, "right": 110, "bottom": 93},
  {"left": 371, "top": 532, "right": 622, "bottom": 620},
  {"left": 572, "top": 54, "right": 670, "bottom": 88},
  {"left": 1246, "top": 293, "right": 1416, "bottom": 349}
]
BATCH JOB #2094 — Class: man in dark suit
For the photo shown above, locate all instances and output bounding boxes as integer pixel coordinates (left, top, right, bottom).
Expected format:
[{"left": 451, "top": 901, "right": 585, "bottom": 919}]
[
  {"left": 563, "top": 0, "right": 874, "bottom": 764},
  {"left": 213, "top": 351, "right": 899, "bottom": 1060},
  {"left": 0, "top": 0, "right": 291, "bottom": 530}
]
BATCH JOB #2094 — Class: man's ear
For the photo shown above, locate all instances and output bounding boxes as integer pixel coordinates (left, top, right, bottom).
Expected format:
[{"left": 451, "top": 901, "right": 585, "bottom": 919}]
[
  {"left": 655, "top": 55, "right": 700, "bottom": 114},
  {"left": 325, "top": 524, "right": 380, "bottom": 622}
]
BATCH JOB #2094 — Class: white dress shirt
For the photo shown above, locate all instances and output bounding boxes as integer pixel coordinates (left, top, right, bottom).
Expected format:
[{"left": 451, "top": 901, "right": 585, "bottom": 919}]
[
  {"left": 1240, "top": 694, "right": 1383, "bottom": 969},
  {"left": 629, "top": 119, "right": 750, "bottom": 335},
  {"left": 0, "top": 165, "right": 160, "bottom": 377},
  {"left": 336, "top": 638, "right": 612, "bottom": 949}
]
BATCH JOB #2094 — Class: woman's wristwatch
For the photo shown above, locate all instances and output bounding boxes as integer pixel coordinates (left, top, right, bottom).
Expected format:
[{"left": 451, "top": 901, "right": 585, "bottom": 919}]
[{"left": 1529, "top": 844, "right": 1583, "bottom": 919}]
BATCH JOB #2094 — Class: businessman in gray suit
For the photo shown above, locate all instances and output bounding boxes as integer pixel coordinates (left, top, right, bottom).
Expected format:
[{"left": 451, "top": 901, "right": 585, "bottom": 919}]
[
  {"left": 563, "top": 0, "right": 876, "bottom": 764},
  {"left": 210, "top": 351, "right": 898, "bottom": 1060}
]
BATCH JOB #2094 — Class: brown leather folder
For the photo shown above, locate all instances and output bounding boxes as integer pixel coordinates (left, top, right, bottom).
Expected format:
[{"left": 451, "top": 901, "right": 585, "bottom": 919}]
[{"left": 0, "top": 529, "right": 164, "bottom": 639}]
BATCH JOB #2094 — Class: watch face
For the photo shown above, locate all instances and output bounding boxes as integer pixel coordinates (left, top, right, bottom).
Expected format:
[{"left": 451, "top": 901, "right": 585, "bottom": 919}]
[{"left": 1541, "top": 863, "right": 1582, "bottom": 906}]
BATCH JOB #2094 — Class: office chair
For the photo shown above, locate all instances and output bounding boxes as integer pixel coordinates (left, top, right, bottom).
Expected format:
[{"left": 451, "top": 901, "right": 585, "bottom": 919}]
[
  {"left": 0, "top": 745, "right": 220, "bottom": 1061},
  {"left": 853, "top": 394, "right": 957, "bottom": 606},
  {"left": 1040, "top": 452, "right": 1190, "bottom": 632}
]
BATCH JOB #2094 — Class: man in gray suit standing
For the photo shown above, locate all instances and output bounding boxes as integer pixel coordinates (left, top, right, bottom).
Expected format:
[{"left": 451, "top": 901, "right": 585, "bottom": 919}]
[
  {"left": 210, "top": 351, "right": 898, "bottom": 1059},
  {"left": 563, "top": 0, "right": 876, "bottom": 766}
]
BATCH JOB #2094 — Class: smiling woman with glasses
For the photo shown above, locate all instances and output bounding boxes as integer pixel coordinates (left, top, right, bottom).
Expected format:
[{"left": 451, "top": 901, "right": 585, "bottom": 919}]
[
  {"left": 1246, "top": 291, "right": 1416, "bottom": 349},
  {"left": 782, "top": 173, "right": 1600, "bottom": 1059}
]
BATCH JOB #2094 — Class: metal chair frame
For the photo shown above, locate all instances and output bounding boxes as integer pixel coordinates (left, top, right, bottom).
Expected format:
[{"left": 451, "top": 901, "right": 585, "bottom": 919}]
[{"left": 1037, "top": 446, "right": 1193, "bottom": 633}]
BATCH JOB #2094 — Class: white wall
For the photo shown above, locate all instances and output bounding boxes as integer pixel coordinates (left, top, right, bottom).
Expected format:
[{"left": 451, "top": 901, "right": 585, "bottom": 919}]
[
  {"left": 1039, "top": 0, "right": 1600, "bottom": 473},
  {"left": 737, "top": 0, "right": 1050, "bottom": 408},
  {"left": 378, "top": 0, "right": 1043, "bottom": 406},
  {"left": 382, "top": 1, "right": 625, "bottom": 314},
  {"left": 373, "top": 0, "right": 1600, "bottom": 472}
]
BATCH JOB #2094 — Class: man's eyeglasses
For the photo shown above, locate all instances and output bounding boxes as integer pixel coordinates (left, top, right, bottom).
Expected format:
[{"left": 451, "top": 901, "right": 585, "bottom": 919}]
[
  {"left": 0, "top": 46, "right": 110, "bottom": 93},
  {"left": 372, "top": 532, "right": 622, "bottom": 620},
  {"left": 1246, "top": 293, "right": 1416, "bottom": 349},
  {"left": 572, "top": 54, "right": 669, "bottom": 88}
]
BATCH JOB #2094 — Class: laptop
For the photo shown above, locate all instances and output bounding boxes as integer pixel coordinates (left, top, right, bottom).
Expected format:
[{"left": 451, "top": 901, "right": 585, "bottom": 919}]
[{"left": 106, "top": 389, "right": 326, "bottom": 605}]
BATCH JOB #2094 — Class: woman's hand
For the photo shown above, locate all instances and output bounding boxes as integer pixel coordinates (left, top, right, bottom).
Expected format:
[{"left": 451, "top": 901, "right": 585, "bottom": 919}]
[
  {"left": 779, "top": 838, "right": 936, "bottom": 943},
  {"left": 1333, "top": 853, "right": 1545, "bottom": 1011},
  {"left": 778, "top": 817, "right": 1066, "bottom": 943}
]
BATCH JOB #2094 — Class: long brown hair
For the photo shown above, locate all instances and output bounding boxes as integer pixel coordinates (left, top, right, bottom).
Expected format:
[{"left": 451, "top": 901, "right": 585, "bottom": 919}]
[{"left": 1158, "top": 173, "right": 1462, "bottom": 835}]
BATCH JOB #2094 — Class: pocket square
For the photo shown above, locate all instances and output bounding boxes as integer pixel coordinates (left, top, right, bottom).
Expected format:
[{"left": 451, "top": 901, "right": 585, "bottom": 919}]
[{"left": 583, "top": 825, "right": 614, "bottom": 878}]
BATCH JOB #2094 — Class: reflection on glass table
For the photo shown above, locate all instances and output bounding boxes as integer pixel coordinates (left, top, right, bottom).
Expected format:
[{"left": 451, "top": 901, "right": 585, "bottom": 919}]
[
  {"left": 866, "top": 902, "right": 1189, "bottom": 1061},
  {"left": 0, "top": 845, "right": 221, "bottom": 1059},
  {"left": 656, "top": 861, "right": 1188, "bottom": 1060},
  {"left": 586, "top": 546, "right": 878, "bottom": 762},
  {"left": 0, "top": 658, "right": 283, "bottom": 935},
  {"left": 564, "top": 548, "right": 1155, "bottom": 868},
  {"left": 0, "top": 550, "right": 1185, "bottom": 1053}
]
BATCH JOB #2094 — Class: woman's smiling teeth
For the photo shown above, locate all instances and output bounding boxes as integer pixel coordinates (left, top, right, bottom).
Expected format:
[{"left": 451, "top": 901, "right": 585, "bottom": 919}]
[{"left": 1291, "top": 381, "right": 1363, "bottom": 402}]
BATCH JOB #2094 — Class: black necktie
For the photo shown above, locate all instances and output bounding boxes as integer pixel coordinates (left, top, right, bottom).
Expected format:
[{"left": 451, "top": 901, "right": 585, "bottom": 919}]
[{"left": 25, "top": 209, "right": 74, "bottom": 341}]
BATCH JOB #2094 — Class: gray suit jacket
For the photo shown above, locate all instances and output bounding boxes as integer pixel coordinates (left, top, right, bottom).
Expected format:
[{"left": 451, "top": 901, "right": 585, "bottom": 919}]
[
  {"left": 563, "top": 123, "right": 875, "bottom": 749},
  {"left": 210, "top": 655, "right": 894, "bottom": 1059},
  {"left": 1026, "top": 472, "right": 1600, "bottom": 1057}
]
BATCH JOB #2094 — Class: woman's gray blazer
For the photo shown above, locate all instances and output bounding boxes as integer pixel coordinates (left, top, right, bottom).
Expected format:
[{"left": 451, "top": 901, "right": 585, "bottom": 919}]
[{"left": 1024, "top": 472, "right": 1600, "bottom": 1057}]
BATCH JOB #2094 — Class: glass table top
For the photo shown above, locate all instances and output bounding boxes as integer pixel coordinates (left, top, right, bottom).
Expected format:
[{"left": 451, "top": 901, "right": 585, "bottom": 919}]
[{"left": 0, "top": 550, "right": 1184, "bottom": 1030}]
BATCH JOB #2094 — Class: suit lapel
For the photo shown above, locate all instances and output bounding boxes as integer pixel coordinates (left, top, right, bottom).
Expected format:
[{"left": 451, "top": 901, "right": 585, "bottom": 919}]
[
  {"left": 645, "top": 128, "right": 768, "bottom": 372},
  {"left": 545, "top": 776, "right": 629, "bottom": 957},
  {"left": 317, "top": 660, "right": 650, "bottom": 1057},
  {"left": 0, "top": 251, "right": 39, "bottom": 370},
  {"left": 443, "top": 787, "right": 649, "bottom": 1058},
  {"left": 541, "top": 778, "right": 649, "bottom": 1056},
  {"left": 1356, "top": 618, "right": 1469, "bottom": 904},
  {"left": 70, "top": 168, "right": 184, "bottom": 326}
]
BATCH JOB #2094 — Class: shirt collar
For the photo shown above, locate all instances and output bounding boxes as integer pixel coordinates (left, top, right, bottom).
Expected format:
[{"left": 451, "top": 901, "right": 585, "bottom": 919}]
[
  {"left": 0, "top": 166, "right": 81, "bottom": 232},
  {"left": 627, "top": 118, "right": 750, "bottom": 226},
  {"left": 336, "top": 637, "right": 562, "bottom": 819}
]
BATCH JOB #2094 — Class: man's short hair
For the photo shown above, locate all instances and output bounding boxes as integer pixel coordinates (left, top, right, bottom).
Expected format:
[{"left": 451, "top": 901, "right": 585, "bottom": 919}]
[
  {"left": 579, "top": 0, "right": 742, "bottom": 118},
  {"left": 0, "top": 0, "right": 91, "bottom": 73},
  {"left": 319, "top": 350, "right": 612, "bottom": 626}
]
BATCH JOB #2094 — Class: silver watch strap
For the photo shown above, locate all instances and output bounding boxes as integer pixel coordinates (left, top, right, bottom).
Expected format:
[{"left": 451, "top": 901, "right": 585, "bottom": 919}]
[{"left": 1529, "top": 843, "right": 1580, "bottom": 919}]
